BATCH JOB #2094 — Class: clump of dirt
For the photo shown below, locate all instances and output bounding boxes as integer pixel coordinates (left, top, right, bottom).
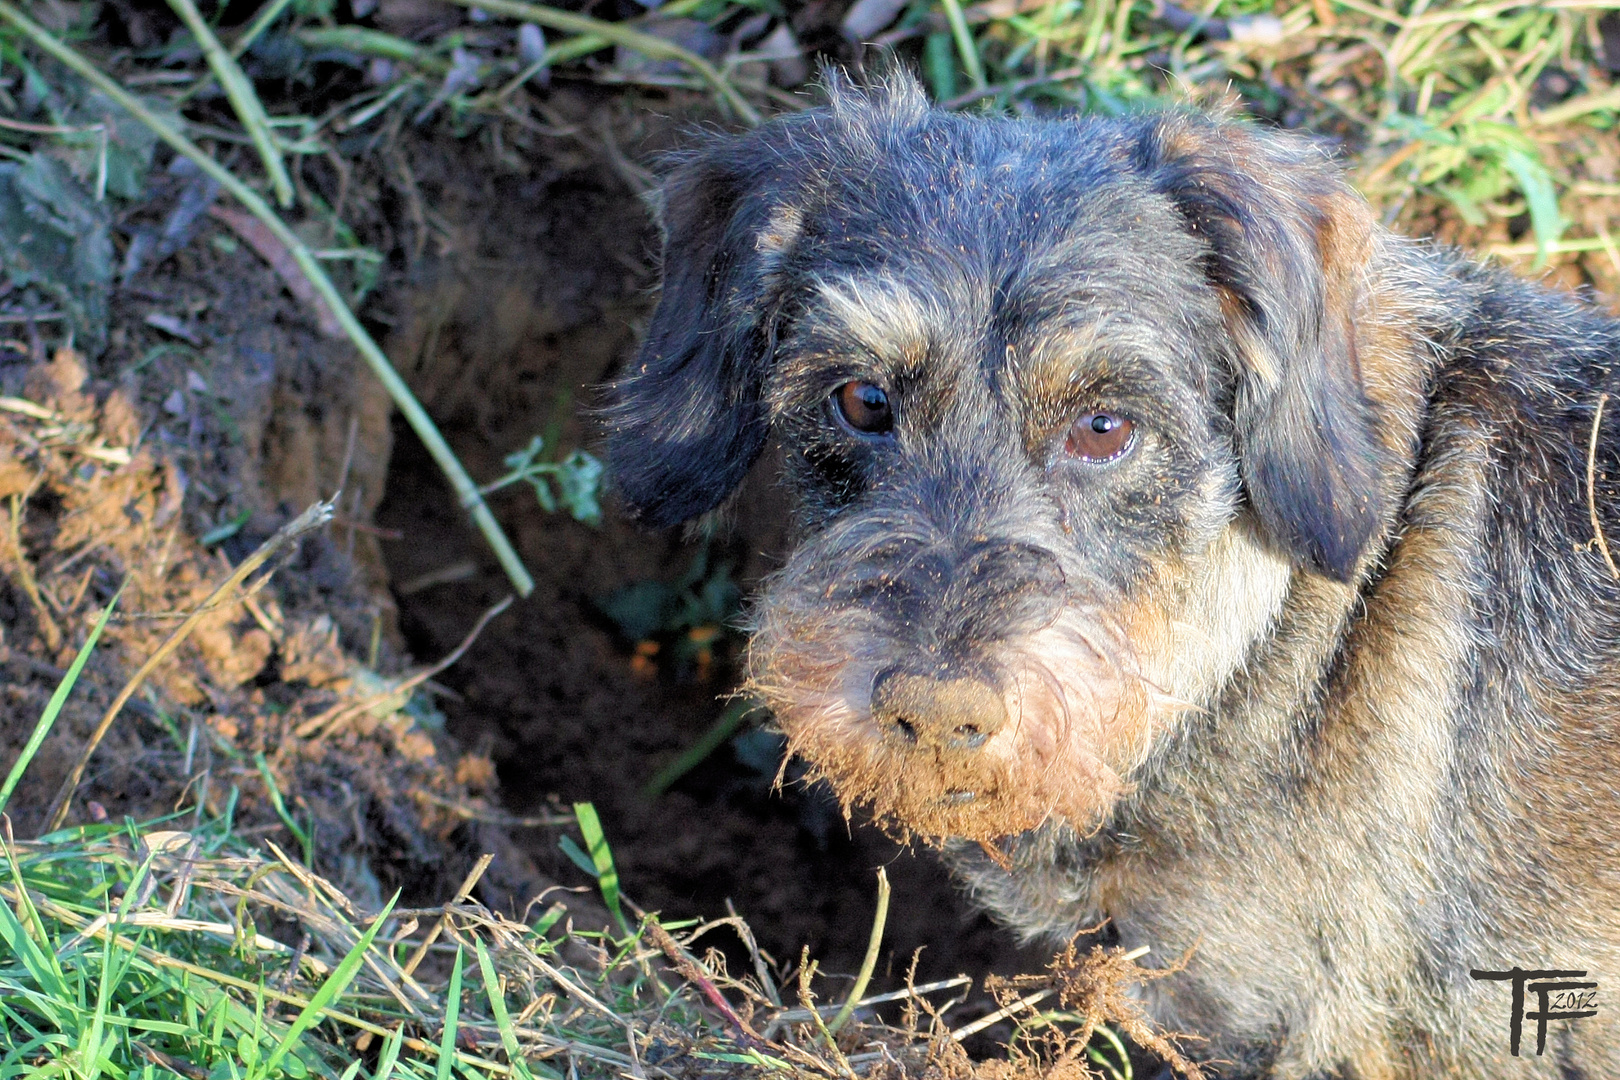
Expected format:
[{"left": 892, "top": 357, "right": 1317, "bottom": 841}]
[
  {"left": 977, "top": 937, "right": 1206, "bottom": 1080},
  {"left": 0, "top": 198, "right": 560, "bottom": 915}
]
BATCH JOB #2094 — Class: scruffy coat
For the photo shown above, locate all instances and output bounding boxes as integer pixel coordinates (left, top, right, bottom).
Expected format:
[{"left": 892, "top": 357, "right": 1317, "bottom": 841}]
[{"left": 603, "top": 73, "right": 1620, "bottom": 1078}]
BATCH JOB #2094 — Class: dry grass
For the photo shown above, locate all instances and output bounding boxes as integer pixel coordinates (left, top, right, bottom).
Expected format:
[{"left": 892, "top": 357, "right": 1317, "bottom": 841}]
[{"left": 1, "top": 812, "right": 1193, "bottom": 1078}]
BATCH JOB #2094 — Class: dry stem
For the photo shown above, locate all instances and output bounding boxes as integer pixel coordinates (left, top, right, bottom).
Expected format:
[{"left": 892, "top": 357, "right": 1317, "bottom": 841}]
[{"left": 1587, "top": 393, "right": 1618, "bottom": 579}]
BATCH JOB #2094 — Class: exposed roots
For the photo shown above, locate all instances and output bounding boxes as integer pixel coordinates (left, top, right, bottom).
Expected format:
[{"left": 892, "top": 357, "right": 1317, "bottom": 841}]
[{"left": 985, "top": 934, "right": 1207, "bottom": 1080}]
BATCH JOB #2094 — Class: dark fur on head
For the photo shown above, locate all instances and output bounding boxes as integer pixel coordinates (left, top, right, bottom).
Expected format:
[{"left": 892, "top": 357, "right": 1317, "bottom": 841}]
[
  {"left": 608, "top": 72, "right": 1394, "bottom": 580},
  {"left": 602, "top": 71, "right": 1620, "bottom": 1078}
]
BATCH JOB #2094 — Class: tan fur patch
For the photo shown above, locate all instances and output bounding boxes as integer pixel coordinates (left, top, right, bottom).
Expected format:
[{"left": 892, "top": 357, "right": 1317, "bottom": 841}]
[
  {"left": 813, "top": 275, "right": 941, "bottom": 360},
  {"left": 1134, "top": 519, "right": 1295, "bottom": 709},
  {"left": 755, "top": 205, "right": 804, "bottom": 275}
]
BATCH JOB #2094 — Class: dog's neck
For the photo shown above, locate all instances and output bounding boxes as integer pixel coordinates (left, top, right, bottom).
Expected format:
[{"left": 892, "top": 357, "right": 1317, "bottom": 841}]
[{"left": 1130, "top": 231, "right": 1470, "bottom": 795}]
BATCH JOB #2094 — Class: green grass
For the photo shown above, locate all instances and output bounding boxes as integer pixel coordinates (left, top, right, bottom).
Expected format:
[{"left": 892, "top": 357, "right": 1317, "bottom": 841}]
[
  {"left": 0, "top": 817, "right": 685, "bottom": 1077},
  {"left": 2, "top": 802, "right": 1053, "bottom": 1078}
]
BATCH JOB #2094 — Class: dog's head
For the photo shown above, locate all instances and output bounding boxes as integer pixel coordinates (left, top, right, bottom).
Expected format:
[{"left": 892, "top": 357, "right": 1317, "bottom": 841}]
[{"left": 605, "top": 74, "right": 1411, "bottom": 842}]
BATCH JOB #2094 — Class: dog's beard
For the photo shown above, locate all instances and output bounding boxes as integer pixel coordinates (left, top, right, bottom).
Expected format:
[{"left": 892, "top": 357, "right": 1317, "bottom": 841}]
[{"left": 747, "top": 594, "right": 1160, "bottom": 843}]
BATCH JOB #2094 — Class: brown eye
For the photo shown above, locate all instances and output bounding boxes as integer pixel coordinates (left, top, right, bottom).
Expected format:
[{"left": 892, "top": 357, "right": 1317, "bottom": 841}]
[
  {"left": 834, "top": 381, "right": 894, "bottom": 435},
  {"left": 1065, "top": 411, "right": 1134, "bottom": 462}
]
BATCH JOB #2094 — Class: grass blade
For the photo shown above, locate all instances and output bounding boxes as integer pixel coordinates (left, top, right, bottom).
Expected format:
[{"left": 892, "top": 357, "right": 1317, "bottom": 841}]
[
  {"left": 254, "top": 752, "right": 311, "bottom": 863},
  {"left": 84, "top": 851, "right": 158, "bottom": 1080},
  {"left": 230, "top": 0, "right": 298, "bottom": 59},
  {"left": 642, "top": 700, "right": 755, "bottom": 799},
  {"left": 0, "top": 579, "right": 126, "bottom": 818},
  {"left": 1499, "top": 145, "right": 1565, "bottom": 269},
  {"left": 474, "top": 937, "right": 535, "bottom": 1080},
  {"left": 0, "top": 899, "right": 71, "bottom": 1016},
  {"left": 571, "top": 803, "right": 624, "bottom": 932},
  {"left": 0, "top": 838, "right": 69, "bottom": 1005},
  {"left": 826, "top": 866, "right": 889, "bottom": 1036},
  {"left": 164, "top": 0, "right": 294, "bottom": 207},
  {"left": 433, "top": 945, "right": 463, "bottom": 1080},
  {"left": 374, "top": 1022, "right": 404, "bottom": 1080},
  {"left": 938, "top": 0, "right": 987, "bottom": 91},
  {"left": 259, "top": 890, "right": 400, "bottom": 1077}
]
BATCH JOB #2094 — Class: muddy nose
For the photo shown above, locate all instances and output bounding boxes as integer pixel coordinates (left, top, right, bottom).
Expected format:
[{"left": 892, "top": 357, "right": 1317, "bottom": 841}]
[{"left": 870, "top": 669, "right": 1007, "bottom": 751}]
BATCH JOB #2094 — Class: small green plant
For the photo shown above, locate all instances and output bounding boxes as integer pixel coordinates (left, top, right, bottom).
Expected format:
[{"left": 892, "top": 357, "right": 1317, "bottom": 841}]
[
  {"left": 557, "top": 802, "right": 627, "bottom": 934},
  {"left": 1385, "top": 113, "right": 1565, "bottom": 263},
  {"left": 480, "top": 435, "right": 604, "bottom": 525},
  {"left": 597, "top": 546, "right": 741, "bottom": 679}
]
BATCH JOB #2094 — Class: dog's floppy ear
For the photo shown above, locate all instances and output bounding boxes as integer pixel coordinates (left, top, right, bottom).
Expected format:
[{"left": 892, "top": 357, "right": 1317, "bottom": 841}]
[
  {"left": 605, "top": 142, "right": 808, "bottom": 527},
  {"left": 1134, "top": 116, "right": 1392, "bottom": 582}
]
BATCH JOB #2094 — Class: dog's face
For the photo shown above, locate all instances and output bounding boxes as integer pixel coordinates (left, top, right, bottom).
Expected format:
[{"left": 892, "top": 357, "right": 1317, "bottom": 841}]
[{"left": 606, "top": 75, "right": 1405, "bottom": 842}]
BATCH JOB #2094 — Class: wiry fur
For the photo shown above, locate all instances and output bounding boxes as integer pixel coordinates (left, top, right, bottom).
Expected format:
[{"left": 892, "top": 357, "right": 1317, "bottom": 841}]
[{"left": 602, "top": 71, "right": 1620, "bottom": 1077}]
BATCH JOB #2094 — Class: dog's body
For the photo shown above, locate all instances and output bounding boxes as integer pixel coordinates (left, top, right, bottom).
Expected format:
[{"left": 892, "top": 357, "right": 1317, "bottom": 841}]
[{"left": 604, "top": 75, "right": 1620, "bottom": 1077}]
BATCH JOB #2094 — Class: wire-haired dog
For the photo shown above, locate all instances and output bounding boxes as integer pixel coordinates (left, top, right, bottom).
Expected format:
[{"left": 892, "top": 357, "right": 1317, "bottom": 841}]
[{"left": 603, "top": 73, "right": 1620, "bottom": 1078}]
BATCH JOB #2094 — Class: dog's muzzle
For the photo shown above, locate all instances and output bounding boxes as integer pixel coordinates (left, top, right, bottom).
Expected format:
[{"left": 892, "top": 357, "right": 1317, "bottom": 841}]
[{"left": 748, "top": 523, "right": 1153, "bottom": 841}]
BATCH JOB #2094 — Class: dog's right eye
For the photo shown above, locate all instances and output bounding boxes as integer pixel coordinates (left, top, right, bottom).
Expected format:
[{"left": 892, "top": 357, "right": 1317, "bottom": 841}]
[
  {"left": 1065, "top": 411, "right": 1134, "bottom": 462},
  {"left": 833, "top": 381, "right": 894, "bottom": 435}
]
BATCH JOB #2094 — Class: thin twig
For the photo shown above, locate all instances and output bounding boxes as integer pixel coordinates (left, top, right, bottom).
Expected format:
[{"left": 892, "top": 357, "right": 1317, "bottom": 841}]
[
  {"left": 0, "top": 1, "right": 536, "bottom": 598},
  {"left": 726, "top": 898, "right": 781, "bottom": 1007},
  {"left": 646, "top": 917, "right": 763, "bottom": 1042},
  {"left": 400, "top": 854, "right": 494, "bottom": 980},
  {"left": 43, "top": 501, "right": 334, "bottom": 831},
  {"left": 1587, "top": 393, "right": 1618, "bottom": 579},
  {"left": 418, "top": 792, "right": 570, "bottom": 827},
  {"left": 771, "top": 977, "right": 975, "bottom": 1022},
  {"left": 795, "top": 949, "right": 855, "bottom": 1079},
  {"left": 826, "top": 866, "right": 889, "bottom": 1035},
  {"left": 948, "top": 988, "right": 1054, "bottom": 1042},
  {"left": 293, "top": 594, "right": 513, "bottom": 739}
]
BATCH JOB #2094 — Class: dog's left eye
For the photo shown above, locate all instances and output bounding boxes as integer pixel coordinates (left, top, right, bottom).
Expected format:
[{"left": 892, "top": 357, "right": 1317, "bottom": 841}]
[
  {"left": 1065, "top": 412, "right": 1134, "bottom": 462},
  {"left": 833, "top": 381, "right": 894, "bottom": 435}
]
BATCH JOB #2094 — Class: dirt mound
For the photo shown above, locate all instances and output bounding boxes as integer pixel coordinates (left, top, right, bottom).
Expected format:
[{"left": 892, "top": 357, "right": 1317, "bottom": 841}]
[{"left": 0, "top": 228, "right": 557, "bottom": 917}]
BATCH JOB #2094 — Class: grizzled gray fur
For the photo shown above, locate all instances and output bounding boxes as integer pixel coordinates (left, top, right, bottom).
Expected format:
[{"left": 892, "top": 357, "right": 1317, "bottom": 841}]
[{"left": 602, "top": 71, "right": 1620, "bottom": 1078}]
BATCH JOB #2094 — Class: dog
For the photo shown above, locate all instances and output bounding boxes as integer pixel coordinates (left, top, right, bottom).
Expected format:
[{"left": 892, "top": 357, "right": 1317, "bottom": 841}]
[{"left": 602, "top": 72, "right": 1620, "bottom": 1078}]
